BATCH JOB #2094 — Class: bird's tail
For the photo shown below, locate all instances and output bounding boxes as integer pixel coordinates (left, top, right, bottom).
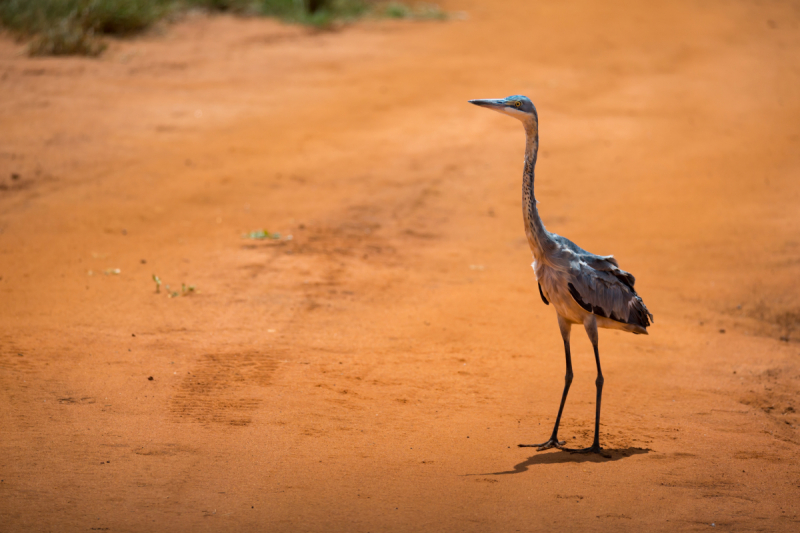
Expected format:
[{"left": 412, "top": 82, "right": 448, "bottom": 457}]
[{"left": 628, "top": 295, "right": 654, "bottom": 330}]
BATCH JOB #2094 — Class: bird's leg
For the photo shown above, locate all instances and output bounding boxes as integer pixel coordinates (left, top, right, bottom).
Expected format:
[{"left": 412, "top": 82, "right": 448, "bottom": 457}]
[
  {"left": 560, "top": 317, "right": 609, "bottom": 457},
  {"left": 519, "top": 316, "right": 572, "bottom": 451}
]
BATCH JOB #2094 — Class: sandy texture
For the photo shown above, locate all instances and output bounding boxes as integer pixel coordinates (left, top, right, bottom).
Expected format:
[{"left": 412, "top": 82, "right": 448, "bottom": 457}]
[{"left": 1, "top": 0, "right": 800, "bottom": 531}]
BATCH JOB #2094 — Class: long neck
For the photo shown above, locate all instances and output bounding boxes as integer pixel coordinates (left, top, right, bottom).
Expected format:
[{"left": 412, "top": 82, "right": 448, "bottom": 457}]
[{"left": 522, "top": 119, "right": 554, "bottom": 259}]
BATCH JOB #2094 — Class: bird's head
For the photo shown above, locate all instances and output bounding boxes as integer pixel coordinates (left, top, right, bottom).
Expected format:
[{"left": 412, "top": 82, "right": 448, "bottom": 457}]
[{"left": 468, "top": 95, "right": 537, "bottom": 126}]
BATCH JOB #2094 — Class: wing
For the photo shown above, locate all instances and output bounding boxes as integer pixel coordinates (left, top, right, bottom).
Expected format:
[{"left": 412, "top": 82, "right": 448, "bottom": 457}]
[
  {"left": 565, "top": 254, "right": 653, "bottom": 329},
  {"left": 552, "top": 233, "right": 637, "bottom": 289},
  {"left": 538, "top": 282, "right": 549, "bottom": 305}
]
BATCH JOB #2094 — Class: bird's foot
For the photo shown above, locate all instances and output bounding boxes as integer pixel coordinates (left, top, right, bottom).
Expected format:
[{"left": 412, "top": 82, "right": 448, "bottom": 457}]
[
  {"left": 518, "top": 438, "right": 565, "bottom": 451},
  {"left": 558, "top": 444, "right": 611, "bottom": 458}
]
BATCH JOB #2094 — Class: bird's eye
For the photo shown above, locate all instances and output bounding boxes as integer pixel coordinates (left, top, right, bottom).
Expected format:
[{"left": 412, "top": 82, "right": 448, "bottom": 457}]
[{"left": 514, "top": 101, "right": 521, "bottom": 108}]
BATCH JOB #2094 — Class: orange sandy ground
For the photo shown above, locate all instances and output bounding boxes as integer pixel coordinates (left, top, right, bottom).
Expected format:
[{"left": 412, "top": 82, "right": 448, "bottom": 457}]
[{"left": 1, "top": 1, "right": 800, "bottom": 531}]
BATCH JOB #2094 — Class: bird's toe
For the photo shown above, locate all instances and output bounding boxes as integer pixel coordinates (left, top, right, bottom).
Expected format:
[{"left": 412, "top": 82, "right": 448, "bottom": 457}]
[{"left": 518, "top": 439, "right": 564, "bottom": 451}]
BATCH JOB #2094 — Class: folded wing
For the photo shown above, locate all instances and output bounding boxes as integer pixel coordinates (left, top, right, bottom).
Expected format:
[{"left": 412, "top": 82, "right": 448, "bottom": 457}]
[{"left": 565, "top": 252, "right": 653, "bottom": 329}]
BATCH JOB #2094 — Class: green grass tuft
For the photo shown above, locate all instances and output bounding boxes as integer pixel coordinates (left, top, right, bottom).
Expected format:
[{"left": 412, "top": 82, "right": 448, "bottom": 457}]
[
  {"left": 0, "top": 0, "right": 170, "bottom": 36},
  {"left": 28, "top": 16, "right": 107, "bottom": 56},
  {"left": 243, "top": 229, "right": 282, "bottom": 240},
  {"left": 0, "top": 0, "right": 170, "bottom": 55}
]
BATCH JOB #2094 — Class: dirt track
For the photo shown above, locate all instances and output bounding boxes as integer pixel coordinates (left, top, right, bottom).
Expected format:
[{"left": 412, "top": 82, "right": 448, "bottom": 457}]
[{"left": 2, "top": 1, "right": 800, "bottom": 531}]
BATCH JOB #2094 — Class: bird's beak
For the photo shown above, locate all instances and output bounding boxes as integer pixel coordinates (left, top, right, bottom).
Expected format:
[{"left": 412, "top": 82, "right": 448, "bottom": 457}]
[{"left": 468, "top": 98, "right": 507, "bottom": 111}]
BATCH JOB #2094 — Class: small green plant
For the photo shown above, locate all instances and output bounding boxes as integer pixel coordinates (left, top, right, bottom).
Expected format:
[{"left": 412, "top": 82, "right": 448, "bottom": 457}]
[
  {"left": 165, "top": 283, "right": 194, "bottom": 297},
  {"left": 153, "top": 275, "right": 196, "bottom": 297},
  {"left": 244, "top": 229, "right": 281, "bottom": 240}
]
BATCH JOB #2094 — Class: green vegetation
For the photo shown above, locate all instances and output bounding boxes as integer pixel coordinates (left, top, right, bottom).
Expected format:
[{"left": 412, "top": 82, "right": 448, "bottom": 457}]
[
  {"left": 383, "top": 2, "right": 445, "bottom": 20},
  {"left": 152, "top": 274, "right": 196, "bottom": 297},
  {"left": 166, "top": 282, "right": 195, "bottom": 297},
  {"left": 243, "top": 229, "right": 281, "bottom": 240},
  {"left": 0, "top": 0, "right": 444, "bottom": 57},
  {"left": 184, "top": 0, "right": 370, "bottom": 24},
  {"left": 0, "top": 0, "right": 171, "bottom": 56},
  {"left": 180, "top": 282, "right": 196, "bottom": 295}
]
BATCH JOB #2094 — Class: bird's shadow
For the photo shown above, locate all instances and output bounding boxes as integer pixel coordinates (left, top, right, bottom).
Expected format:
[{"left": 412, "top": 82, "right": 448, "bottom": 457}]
[{"left": 470, "top": 447, "right": 650, "bottom": 476}]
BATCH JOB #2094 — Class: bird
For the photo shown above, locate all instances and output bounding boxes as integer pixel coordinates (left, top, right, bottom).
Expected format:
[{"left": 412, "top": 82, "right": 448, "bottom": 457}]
[{"left": 469, "top": 95, "right": 653, "bottom": 455}]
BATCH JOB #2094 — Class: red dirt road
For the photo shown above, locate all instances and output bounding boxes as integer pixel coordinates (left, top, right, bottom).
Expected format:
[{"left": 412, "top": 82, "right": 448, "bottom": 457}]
[{"left": 2, "top": 1, "right": 800, "bottom": 531}]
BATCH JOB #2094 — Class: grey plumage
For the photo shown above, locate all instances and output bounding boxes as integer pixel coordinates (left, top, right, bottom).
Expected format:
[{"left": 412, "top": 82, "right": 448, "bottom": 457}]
[
  {"left": 550, "top": 235, "right": 652, "bottom": 331},
  {"left": 469, "top": 95, "right": 653, "bottom": 455}
]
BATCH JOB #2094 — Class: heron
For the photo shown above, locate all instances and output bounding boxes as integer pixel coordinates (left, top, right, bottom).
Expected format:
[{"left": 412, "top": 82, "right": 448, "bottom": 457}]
[{"left": 469, "top": 95, "right": 653, "bottom": 455}]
